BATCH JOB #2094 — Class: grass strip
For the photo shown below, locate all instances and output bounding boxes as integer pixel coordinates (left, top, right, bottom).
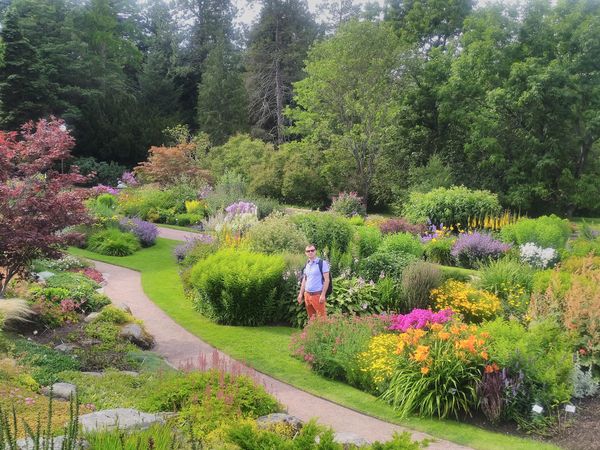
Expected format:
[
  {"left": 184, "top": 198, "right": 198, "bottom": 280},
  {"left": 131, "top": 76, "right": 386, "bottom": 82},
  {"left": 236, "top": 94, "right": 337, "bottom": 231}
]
[{"left": 69, "top": 239, "right": 558, "bottom": 450}]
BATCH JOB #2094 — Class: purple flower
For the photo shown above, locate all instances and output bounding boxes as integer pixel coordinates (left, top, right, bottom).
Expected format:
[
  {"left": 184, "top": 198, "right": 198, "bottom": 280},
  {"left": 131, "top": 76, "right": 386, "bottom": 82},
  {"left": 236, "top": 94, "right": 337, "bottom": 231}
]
[
  {"left": 119, "top": 217, "right": 158, "bottom": 247},
  {"left": 198, "top": 185, "right": 214, "bottom": 199},
  {"left": 225, "top": 201, "right": 257, "bottom": 217},
  {"left": 92, "top": 184, "right": 119, "bottom": 195},
  {"left": 451, "top": 232, "right": 510, "bottom": 268},
  {"left": 121, "top": 171, "right": 138, "bottom": 186},
  {"left": 173, "top": 235, "right": 214, "bottom": 262},
  {"left": 388, "top": 308, "right": 454, "bottom": 332}
]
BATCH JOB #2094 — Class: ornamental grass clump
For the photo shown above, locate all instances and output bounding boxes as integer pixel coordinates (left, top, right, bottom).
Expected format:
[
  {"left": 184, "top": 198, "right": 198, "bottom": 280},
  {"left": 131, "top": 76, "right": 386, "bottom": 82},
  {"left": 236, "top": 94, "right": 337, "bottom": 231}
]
[
  {"left": 431, "top": 280, "right": 501, "bottom": 323},
  {"left": 119, "top": 217, "right": 158, "bottom": 247},
  {"left": 377, "top": 321, "right": 491, "bottom": 418},
  {"left": 87, "top": 228, "right": 140, "bottom": 256},
  {"left": 451, "top": 232, "right": 510, "bottom": 269}
]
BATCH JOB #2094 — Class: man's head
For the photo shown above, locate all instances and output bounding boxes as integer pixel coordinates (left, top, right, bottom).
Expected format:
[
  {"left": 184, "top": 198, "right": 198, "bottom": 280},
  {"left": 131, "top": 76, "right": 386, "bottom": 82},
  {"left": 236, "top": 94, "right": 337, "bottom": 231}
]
[{"left": 305, "top": 244, "right": 317, "bottom": 261}]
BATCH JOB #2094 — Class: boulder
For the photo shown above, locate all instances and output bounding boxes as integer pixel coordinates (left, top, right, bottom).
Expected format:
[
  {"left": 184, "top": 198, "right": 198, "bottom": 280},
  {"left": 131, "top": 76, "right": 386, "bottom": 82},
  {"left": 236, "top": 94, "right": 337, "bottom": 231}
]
[
  {"left": 84, "top": 312, "right": 100, "bottom": 323},
  {"left": 78, "top": 408, "right": 166, "bottom": 433},
  {"left": 35, "top": 271, "right": 55, "bottom": 281},
  {"left": 41, "top": 383, "right": 76, "bottom": 400},
  {"left": 110, "top": 303, "right": 132, "bottom": 314},
  {"left": 16, "top": 436, "right": 88, "bottom": 449},
  {"left": 54, "top": 343, "right": 78, "bottom": 353},
  {"left": 256, "top": 413, "right": 303, "bottom": 434},
  {"left": 331, "top": 432, "right": 370, "bottom": 448},
  {"left": 119, "top": 323, "right": 154, "bottom": 349}
]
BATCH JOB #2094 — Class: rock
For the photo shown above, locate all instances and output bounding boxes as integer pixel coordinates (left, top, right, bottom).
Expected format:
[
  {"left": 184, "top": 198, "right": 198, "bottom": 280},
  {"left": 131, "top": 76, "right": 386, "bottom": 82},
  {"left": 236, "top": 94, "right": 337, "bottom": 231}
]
[
  {"left": 16, "top": 436, "right": 88, "bottom": 449},
  {"left": 95, "top": 287, "right": 104, "bottom": 294},
  {"left": 119, "top": 323, "right": 154, "bottom": 349},
  {"left": 78, "top": 409, "right": 166, "bottom": 433},
  {"left": 256, "top": 413, "right": 303, "bottom": 434},
  {"left": 331, "top": 432, "right": 370, "bottom": 448},
  {"left": 110, "top": 303, "right": 132, "bottom": 314},
  {"left": 36, "top": 271, "right": 55, "bottom": 281},
  {"left": 80, "top": 339, "right": 102, "bottom": 346},
  {"left": 41, "top": 383, "right": 76, "bottom": 400},
  {"left": 84, "top": 312, "right": 100, "bottom": 323},
  {"left": 54, "top": 343, "right": 78, "bottom": 353}
]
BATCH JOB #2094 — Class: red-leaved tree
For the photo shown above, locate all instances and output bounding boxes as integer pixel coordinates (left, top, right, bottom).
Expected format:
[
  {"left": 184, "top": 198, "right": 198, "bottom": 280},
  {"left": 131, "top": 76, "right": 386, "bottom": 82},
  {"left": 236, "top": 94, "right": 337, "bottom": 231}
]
[{"left": 0, "top": 117, "right": 90, "bottom": 297}]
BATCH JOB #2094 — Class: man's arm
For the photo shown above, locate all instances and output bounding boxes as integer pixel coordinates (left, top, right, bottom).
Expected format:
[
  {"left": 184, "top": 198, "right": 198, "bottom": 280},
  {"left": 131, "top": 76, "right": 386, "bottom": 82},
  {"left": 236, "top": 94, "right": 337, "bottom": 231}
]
[
  {"left": 297, "top": 276, "right": 306, "bottom": 304},
  {"left": 320, "top": 272, "right": 330, "bottom": 303}
]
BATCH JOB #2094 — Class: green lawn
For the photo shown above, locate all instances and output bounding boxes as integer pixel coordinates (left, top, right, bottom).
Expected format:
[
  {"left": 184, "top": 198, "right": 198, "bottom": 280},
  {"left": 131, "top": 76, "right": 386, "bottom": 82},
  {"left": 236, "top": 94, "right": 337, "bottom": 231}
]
[
  {"left": 156, "top": 223, "right": 204, "bottom": 233},
  {"left": 572, "top": 217, "right": 600, "bottom": 231},
  {"left": 69, "top": 239, "right": 558, "bottom": 450}
]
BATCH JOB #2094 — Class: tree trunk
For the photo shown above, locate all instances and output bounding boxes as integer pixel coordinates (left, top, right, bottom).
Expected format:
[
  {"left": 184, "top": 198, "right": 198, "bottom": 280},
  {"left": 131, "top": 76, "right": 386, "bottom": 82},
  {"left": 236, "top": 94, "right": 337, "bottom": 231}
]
[{"left": 274, "top": 15, "right": 285, "bottom": 145}]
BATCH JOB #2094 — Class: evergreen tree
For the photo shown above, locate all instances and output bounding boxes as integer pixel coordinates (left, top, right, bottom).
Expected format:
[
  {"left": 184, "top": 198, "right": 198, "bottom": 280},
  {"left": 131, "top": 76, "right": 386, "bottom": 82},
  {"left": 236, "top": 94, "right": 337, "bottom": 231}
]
[
  {"left": 245, "top": 0, "right": 318, "bottom": 144},
  {"left": 197, "top": 36, "right": 247, "bottom": 145}
]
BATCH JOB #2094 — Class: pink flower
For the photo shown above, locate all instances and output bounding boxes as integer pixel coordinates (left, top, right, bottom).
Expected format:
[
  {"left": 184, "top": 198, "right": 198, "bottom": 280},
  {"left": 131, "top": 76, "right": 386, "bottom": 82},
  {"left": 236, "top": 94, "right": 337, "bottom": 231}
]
[{"left": 388, "top": 308, "right": 453, "bottom": 332}]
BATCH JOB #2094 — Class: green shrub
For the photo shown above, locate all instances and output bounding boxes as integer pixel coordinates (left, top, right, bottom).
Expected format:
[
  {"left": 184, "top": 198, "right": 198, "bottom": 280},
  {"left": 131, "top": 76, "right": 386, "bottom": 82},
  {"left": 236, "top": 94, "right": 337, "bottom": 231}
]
[
  {"left": 379, "top": 233, "right": 423, "bottom": 258},
  {"left": 436, "top": 265, "right": 477, "bottom": 282},
  {"left": 568, "top": 237, "right": 600, "bottom": 257},
  {"left": 326, "top": 277, "right": 385, "bottom": 317},
  {"left": 477, "top": 259, "right": 534, "bottom": 317},
  {"left": 290, "top": 212, "right": 353, "bottom": 253},
  {"left": 87, "top": 228, "right": 141, "bottom": 256},
  {"left": 96, "top": 305, "right": 134, "bottom": 324},
  {"left": 166, "top": 213, "right": 203, "bottom": 226},
  {"left": 189, "top": 249, "right": 286, "bottom": 325},
  {"left": 329, "top": 192, "right": 366, "bottom": 217},
  {"left": 403, "top": 186, "right": 501, "bottom": 226},
  {"left": 424, "top": 237, "right": 455, "bottom": 265},
  {"left": 500, "top": 215, "right": 571, "bottom": 249},
  {"left": 86, "top": 424, "right": 188, "bottom": 449},
  {"left": 354, "top": 226, "right": 382, "bottom": 258},
  {"left": 247, "top": 214, "right": 307, "bottom": 254},
  {"left": 96, "top": 193, "right": 117, "bottom": 209},
  {"left": 70, "top": 156, "right": 125, "bottom": 186},
  {"left": 13, "top": 339, "right": 80, "bottom": 385},
  {"left": 401, "top": 261, "right": 441, "bottom": 311},
  {"left": 358, "top": 251, "right": 417, "bottom": 282},
  {"left": 117, "top": 184, "right": 198, "bottom": 221},
  {"left": 482, "top": 318, "right": 574, "bottom": 422},
  {"left": 45, "top": 272, "right": 99, "bottom": 294}
]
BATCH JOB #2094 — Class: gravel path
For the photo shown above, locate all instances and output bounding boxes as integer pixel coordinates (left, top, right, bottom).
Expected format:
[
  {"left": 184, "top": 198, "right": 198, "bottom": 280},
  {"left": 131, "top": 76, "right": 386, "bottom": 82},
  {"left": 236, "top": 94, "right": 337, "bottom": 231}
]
[{"left": 90, "top": 225, "right": 471, "bottom": 448}]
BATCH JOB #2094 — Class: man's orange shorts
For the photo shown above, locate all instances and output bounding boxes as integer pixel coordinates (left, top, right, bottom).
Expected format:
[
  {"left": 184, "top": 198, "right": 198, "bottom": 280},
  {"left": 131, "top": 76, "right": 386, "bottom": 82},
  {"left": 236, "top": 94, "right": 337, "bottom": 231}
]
[{"left": 303, "top": 292, "right": 326, "bottom": 319}]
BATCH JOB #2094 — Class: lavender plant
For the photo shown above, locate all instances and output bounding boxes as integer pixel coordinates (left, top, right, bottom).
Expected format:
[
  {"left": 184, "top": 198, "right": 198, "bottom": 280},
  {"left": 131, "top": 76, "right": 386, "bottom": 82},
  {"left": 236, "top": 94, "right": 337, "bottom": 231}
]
[
  {"left": 451, "top": 232, "right": 511, "bottom": 269},
  {"left": 119, "top": 217, "right": 158, "bottom": 247}
]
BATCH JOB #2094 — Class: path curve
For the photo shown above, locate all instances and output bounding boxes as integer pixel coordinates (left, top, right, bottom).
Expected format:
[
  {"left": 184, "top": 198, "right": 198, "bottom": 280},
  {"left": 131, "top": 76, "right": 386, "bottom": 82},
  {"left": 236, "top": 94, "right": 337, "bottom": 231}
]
[{"left": 92, "top": 226, "right": 472, "bottom": 448}]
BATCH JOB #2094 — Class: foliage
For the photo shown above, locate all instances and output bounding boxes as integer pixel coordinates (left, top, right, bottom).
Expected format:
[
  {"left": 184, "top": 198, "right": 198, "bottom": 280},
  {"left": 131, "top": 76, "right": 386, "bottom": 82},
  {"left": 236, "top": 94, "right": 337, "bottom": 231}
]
[
  {"left": 173, "top": 235, "right": 217, "bottom": 267},
  {"left": 424, "top": 236, "right": 455, "bottom": 266},
  {"left": 247, "top": 214, "right": 307, "bottom": 254},
  {"left": 326, "top": 276, "right": 384, "bottom": 316},
  {"left": 402, "top": 186, "right": 501, "bottom": 227},
  {"left": 0, "top": 118, "right": 90, "bottom": 297},
  {"left": 431, "top": 280, "right": 501, "bottom": 323},
  {"left": 290, "top": 314, "right": 390, "bottom": 390},
  {"left": 379, "top": 321, "right": 491, "bottom": 418},
  {"left": 27, "top": 286, "right": 81, "bottom": 328},
  {"left": 451, "top": 232, "right": 511, "bottom": 269},
  {"left": 13, "top": 339, "right": 80, "bottom": 385},
  {"left": 85, "top": 424, "right": 190, "bottom": 450},
  {"left": 358, "top": 251, "right": 417, "bottom": 282},
  {"left": 572, "top": 358, "right": 598, "bottom": 399},
  {"left": 70, "top": 156, "right": 126, "bottom": 187},
  {"left": 87, "top": 228, "right": 141, "bottom": 256},
  {"left": 481, "top": 318, "right": 574, "bottom": 420},
  {"left": 33, "top": 255, "right": 89, "bottom": 273},
  {"left": 400, "top": 262, "right": 442, "bottom": 311},
  {"left": 189, "top": 249, "right": 286, "bottom": 325},
  {"left": 290, "top": 213, "right": 354, "bottom": 253},
  {"left": 500, "top": 215, "right": 572, "bottom": 249},
  {"left": 329, "top": 192, "right": 367, "bottom": 217},
  {"left": 354, "top": 226, "right": 383, "bottom": 258},
  {"left": 378, "top": 218, "right": 426, "bottom": 236},
  {"left": 379, "top": 232, "right": 424, "bottom": 258},
  {"left": 568, "top": 237, "right": 600, "bottom": 257},
  {"left": 119, "top": 217, "right": 158, "bottom": 247}
]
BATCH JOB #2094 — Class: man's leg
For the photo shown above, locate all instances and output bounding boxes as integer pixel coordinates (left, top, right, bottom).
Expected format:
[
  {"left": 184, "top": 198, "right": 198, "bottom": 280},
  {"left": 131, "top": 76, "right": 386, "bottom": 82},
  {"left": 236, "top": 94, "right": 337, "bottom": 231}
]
[
  {"left": 304, "top": 292, "right": 317, "bottom": 319},
  {"left": 314, "top": 298, "right": 326, "bottom": 317}
]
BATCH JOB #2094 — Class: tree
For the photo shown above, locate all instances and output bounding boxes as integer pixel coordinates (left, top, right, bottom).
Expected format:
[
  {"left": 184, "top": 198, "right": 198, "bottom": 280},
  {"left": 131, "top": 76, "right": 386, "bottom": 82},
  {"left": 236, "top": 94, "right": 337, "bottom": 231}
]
[
  {"left": 197, "top": 36, "right": 247, "bottom": 144},
  {"left": 0, "top": 118, "right": 89, "bottom": 297},
  {"left": 289, "top": 21, "right": 401, "bottom": 206},
  {"left": 245, "top": 0, "right": 318, "bottom": 144}
]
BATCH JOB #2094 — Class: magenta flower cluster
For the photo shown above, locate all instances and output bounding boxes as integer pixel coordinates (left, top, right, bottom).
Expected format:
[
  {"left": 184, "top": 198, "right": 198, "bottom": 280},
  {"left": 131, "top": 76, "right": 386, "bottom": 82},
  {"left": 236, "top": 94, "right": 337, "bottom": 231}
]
[
  {"left": 121, "top": 171, "right": 138, "bottom": 186},
  {"left": 92, "top": 184, "right": 119, "bottom": 195},
  {"left": 388, "top": 308, "right": 454, "bottom": 332},
  {"left": 225, "top": 201, "right": 257, "bottom": 216}
]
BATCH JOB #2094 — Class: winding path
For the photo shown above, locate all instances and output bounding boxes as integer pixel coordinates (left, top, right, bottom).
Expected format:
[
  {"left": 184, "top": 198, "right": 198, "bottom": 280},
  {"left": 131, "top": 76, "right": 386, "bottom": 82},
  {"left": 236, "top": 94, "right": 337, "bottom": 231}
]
[{"left": 89, "top": 226, "right": 470, "bottom": 449}]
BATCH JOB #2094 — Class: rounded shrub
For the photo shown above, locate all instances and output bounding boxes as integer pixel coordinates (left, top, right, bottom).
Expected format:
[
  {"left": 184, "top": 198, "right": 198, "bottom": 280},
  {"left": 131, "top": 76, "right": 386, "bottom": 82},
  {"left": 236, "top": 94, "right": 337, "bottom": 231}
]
[
  {"left": 328, "top": 192, "right": 367, "bottom": 217},
  {"left": 403, "top": 186, "right": 501, "bottom": 227},
  {"left": 424, "top": 237, "right": 456, "bottom": 266},
  {"left": 358, "top": 251, "right": 417, "bottom": 282},
  {"left": 87, "top": 228, "right": 141, "bottom": 256},
  {"left": 354, "top": 226, "right": 383, "bottom": 258},
  {"left": 379, "top": 233, "right": 424, "bottom": 258},
  {"left": 189, "top": 249, "right": 286, "bottom": 326},
  {"left": 291, "top": 212, "right": 353, "bottom": 253},
  {"left": 246, "top": 214, "right": 307, "bottom": 254},
  {"left": 500, "top": 215, "right": 571, "bottom": 249}
]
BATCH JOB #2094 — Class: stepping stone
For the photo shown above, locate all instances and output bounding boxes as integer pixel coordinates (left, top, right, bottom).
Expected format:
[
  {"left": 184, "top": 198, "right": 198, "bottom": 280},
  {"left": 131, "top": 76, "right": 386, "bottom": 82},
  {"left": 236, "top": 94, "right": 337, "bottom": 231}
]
[
  {"left": 54, "top": 343, "right": 78, "bottom": 353},
  {"left": 78, "top": 408, "right": 166, "bottom": 433},
  {"left": 41, "top": 383, "right": 76, "bottom": 400}
]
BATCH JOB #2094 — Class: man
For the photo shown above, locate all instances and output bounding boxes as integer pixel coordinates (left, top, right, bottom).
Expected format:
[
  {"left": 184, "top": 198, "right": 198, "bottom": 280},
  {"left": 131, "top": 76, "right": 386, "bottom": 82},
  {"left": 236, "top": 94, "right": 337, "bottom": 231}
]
[{"left": 297, "top": 244, "right": 330, "bottom": 318}]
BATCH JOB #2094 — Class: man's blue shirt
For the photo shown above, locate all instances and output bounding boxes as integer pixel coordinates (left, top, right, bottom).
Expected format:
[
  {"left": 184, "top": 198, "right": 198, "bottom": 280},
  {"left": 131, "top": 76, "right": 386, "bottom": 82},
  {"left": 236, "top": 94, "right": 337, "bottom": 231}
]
[{"left": 303, "top": 257, "right": 330, "bottom": 293}]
